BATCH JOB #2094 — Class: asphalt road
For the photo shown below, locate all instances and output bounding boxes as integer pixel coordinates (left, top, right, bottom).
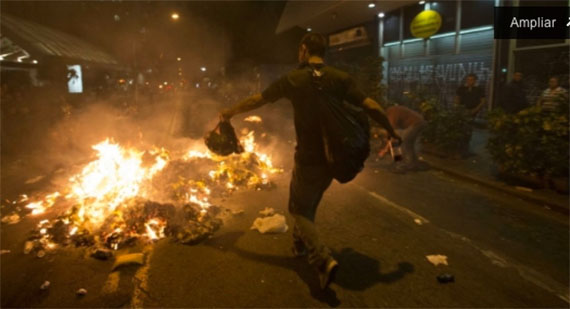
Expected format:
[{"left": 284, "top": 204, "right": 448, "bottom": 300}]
[
  {"left": 1, "top": 155, "right": 569, "bottom": 308},
  {"left": 1, "top": 92, "right": 569, "bottom": 308}
]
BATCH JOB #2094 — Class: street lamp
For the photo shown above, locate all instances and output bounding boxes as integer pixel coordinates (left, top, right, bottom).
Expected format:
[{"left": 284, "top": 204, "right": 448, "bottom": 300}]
[
  {"left": 171, "top": 12, "right": 180, "bottom": 21},
  {"left": 200, "top": 67, "right": 207, "bottom": 72}
]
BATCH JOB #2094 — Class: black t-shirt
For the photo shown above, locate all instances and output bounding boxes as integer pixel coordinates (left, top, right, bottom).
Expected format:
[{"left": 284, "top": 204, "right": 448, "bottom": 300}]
[
  {"left": 456, "top": 85, "right": 485, "bottom": 109},
  {"left": 261, "top": 64, "right": 366, "bottom": 164}
]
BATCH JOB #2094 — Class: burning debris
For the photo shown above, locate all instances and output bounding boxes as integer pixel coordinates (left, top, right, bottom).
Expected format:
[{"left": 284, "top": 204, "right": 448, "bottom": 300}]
[{"left": 5, "top": 127, "right": 282, "bottom": 255}]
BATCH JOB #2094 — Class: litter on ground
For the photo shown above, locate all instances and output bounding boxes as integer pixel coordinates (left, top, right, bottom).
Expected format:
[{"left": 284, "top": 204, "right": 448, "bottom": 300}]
[
  {"left": 258, "top": 207, "right": 275, "bottom": 217},
  {"left": 426, "top": 254, "right": 448, "bottom": 266},
  {"left": 251, "top": 214, "right": 288, "bottom": 234},
  {"left": 112, "top": 253, "right": 144, "bottom": 270}
]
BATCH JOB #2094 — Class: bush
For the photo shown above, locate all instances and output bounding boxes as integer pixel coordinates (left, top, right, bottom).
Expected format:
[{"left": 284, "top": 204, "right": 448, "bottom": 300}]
[
  {"left": 487, "top": 105, "right": 569, "bottom": 178},
  {"left": 419, "top": 98, "right": 473, "bottom": 155}
]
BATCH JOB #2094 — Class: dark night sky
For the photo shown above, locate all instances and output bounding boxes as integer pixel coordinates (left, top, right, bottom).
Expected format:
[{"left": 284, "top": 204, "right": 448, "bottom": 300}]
[{"left": 1, "top": 1, "right": 305, "bottom": 70}]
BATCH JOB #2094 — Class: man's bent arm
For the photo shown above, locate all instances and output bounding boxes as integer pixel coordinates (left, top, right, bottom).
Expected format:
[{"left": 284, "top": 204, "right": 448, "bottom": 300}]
[
  {"left": 221, "top": 93, "right": 267, "bottom": 120},
  {"left": 362, "top": 98, "right": 400, "bottom": 142}
]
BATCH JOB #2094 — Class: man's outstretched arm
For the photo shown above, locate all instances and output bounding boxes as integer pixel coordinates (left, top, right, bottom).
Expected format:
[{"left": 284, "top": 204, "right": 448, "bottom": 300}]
[
  {"left": 220, "top": 93, "right": 268, "bottom": 120},
  {"left": 361, "top": 97, "right": 401, "bottom": 143}
]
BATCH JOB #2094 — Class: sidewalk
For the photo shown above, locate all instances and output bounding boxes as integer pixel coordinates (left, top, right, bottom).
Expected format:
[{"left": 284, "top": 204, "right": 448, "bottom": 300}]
[{"left": 420, "top": 128, "right": 569, "bottom": 215}]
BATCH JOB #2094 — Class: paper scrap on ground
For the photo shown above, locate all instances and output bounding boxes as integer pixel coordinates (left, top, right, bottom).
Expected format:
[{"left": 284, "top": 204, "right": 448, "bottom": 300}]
[
  {"left": 251, "top": 214, "right": 288, "bottom": 234},
  {"left": 515, "top": 186, "right": 533, "bottom": 192},
  {"left": 426, "top": 254, "right": 448, "bottom": 266},
  {"left": 25, "top": 175, "right": 45, "bottom": 184},
  {"left": 258, "top": 207, "right": 275, "bottom": 217},
  {"left": 1, "top": 214, "right": 20, "bottom": 224},
  {"left": 112, "top": 253, "right": 144, "bottom": 271},
  {"left": 40, "top": 281, "right": 50, "bottom": 290},
  {"left": 231, "top": 209, "right": 244, "bottom": 216}
]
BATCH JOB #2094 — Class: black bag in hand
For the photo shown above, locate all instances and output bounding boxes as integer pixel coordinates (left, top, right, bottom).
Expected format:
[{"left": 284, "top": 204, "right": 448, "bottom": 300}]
[
  {"left": 309, "top": 65, "right": 370, "bottom": 183},
  {"left": 204, "top": 120, "right": 244, "bottom": 156}
]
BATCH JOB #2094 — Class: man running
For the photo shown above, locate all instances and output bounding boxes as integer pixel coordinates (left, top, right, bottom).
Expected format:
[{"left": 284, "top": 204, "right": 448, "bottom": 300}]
[{"left": 220, "top": 33, "right": 400, "bottom": 290}]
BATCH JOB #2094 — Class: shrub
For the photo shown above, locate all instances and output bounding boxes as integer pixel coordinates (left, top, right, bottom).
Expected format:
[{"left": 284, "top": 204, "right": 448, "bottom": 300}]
[
  {"left": 487, "top": 105, "right": 569, "bottom": 178},
  {"left": 419, "top": 98, "right": 473, "bottom": 154}
]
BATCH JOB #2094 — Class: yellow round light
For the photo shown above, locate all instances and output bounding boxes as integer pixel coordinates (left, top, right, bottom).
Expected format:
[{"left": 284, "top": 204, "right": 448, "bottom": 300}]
[{"left": 410, "top": 10, "right": 442, "bottom": 39}]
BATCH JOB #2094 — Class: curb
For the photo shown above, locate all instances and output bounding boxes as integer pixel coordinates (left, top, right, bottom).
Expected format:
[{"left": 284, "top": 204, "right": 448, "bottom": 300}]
[{"left": 423, "top": 158, "right": 569, "bottom": 216}]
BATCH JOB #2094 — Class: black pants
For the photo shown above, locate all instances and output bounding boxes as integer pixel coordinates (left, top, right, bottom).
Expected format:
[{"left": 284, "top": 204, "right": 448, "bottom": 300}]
[{"left": 288, "top": 161, "right": 333, "bottom": 268}]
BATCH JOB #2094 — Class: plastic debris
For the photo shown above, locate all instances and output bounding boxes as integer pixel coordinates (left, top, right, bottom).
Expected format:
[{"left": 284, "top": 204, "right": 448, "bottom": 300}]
[
  {"left": 90, "top": 248, "right": 113, "bottom": 260},
  {"left": 414, "top": 219, "right": 423, "bottom": 225},
  {"left": 76, "top": 288, "right": 87, "bottom": 296},
  {"left": 426, "top": 254, "right": 448, "bottom": 266},
  {"left": 25, "top": 175, "right": 45, "bottom": 184},
  {"left": 231, "top": 209, "right": 244, "bottom": 216},
  {"left": 437, "top": 273, "right": 455, "bottom": 283},
  {"left": 40, "top": 281, "right": 50, "bottom": 290},
  {"left": 0, "top": 250, "right": 10, "bottom": 255},
  {"left": 37, "top": 250, "right": 46, "bottom": 258},
  {"left": 205, "top": 120, "right": 244, "bottom": 156},
  {"left": 258, "top": 207, "right": 275, "bottom": 217},
  {"left": 1, "top": 213, "right": 20, "bottom": 224},
  {"left": 112, "top": 253, "right": 144, "bottom": 271},
  {"left": 251, "top": 214, "right": 288, "bottom": 234},
  {"left": 515, "top": 186, "right": 533, "bottom": 192},
  {"left": 23, "top": 241, "right": 34, "bottom": 254}
]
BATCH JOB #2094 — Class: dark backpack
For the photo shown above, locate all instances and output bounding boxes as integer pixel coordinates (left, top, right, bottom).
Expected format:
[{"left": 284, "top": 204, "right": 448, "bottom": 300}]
[{"left": 307, "top": 65, "right": 370, "bottom": 183}]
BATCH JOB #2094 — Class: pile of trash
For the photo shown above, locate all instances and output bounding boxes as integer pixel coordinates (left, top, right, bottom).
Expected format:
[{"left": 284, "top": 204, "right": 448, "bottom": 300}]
[
  {"left": 22, "top": 199, "right": 228, "bottom": 258},
  {"left": 2, "top": 124, "right": 282, "bottom": 256}
]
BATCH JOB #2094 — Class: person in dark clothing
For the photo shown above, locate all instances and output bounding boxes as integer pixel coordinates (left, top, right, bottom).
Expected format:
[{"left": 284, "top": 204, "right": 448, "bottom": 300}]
[
  {"left": 455, "top": 73, "right": 486, "bottom": 116},
  {"left": 220, "top": 33, "right": 400, "bottom": 290},
  {"left": 501, "top": 72, "right": 528, "bottom": 114}
]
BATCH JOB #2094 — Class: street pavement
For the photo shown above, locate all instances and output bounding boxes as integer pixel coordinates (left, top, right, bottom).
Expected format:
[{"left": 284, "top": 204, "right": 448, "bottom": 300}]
[
  {"left": 1, "top": 92, "right": 569, "bottom": 308},
  {"left": 1, "top": 154, "right": 569, "bottom": 308}
]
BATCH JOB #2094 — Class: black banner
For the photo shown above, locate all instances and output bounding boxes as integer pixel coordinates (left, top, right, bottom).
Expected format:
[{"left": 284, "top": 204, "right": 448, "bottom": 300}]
[{"left": 494, "top": 6, "right": 570, "bottom": 39}]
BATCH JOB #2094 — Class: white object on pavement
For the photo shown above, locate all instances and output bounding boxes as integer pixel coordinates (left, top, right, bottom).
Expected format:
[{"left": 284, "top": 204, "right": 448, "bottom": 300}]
[
  {"left": 251, "top": 214, "right": 288, "bottom": 234},
  {"left": 1, "top": 214, "right": 20, "bottom": 224},
  {"left": 25, "top": 175, "right": 45, "bottom": 184},
  {"left": 426, "top": 254, "right": 448, "bottom": 266},
  {"left": 258, "top": 207, "right": 275, "bottom": 217},
  {"left": 40, "top": 281, "right": 50, "bottom": 290},
  {"left": 23, "top": 241, "right": 34, "bottom": 254},
  {"left": 112, "top": 253, "right": 144, "bottom": 270}
]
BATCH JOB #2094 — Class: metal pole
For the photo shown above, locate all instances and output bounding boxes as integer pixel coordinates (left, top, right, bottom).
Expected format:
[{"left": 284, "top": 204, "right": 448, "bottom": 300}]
[
  {"left": 455, "top": 0, "right": 462, "bottom": 54},
  {"left": 399, "top": 7, "right": 404, "bottom": 58}
]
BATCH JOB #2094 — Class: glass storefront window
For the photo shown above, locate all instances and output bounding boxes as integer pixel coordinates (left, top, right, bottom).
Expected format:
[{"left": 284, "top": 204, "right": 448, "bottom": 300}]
[
  {"left": 430, "top": 1, "right": 456, "bottom": 34},
  {"left": 461, "top": 0, "right": 494, "bottom": 29},
  {"left": 383, "top": 11, "right": 400, "bottom": 43}
]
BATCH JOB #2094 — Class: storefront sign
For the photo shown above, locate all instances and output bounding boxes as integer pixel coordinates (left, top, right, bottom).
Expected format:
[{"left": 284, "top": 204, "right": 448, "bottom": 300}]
[
  {"left": 329, "top": 26, "right": 368, "bottom": 47},
  {"left": 410, "top": 10, "right": 442, "bottom": 39}
]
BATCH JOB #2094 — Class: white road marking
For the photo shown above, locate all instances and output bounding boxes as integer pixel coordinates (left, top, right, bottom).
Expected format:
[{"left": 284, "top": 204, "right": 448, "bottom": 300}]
[
  {"left": 353, "top": 184, "right": 430, "bottom": 224},
  {"left": 130, "top": 246, "right": 155, "bottom": 308},
  {"left": 355, "top": 184, "right": 570, "bottom": 304},
  {"left": 101, "top": 271, "right": 120, "bottom": 295}
]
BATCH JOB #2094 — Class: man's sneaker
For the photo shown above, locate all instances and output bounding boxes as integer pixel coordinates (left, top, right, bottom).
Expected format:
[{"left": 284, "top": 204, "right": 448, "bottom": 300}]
[{"left": 318, "top": 258, "right": 339, "bottom": 290}]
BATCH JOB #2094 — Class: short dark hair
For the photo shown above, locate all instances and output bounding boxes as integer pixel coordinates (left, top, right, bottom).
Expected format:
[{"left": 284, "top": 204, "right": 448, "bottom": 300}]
[
  {"left": 466, "top": 73, "right": 478, "bottom": 80},
  {"left": 299, "top": 33, "right": 327, "bottom": 57}
]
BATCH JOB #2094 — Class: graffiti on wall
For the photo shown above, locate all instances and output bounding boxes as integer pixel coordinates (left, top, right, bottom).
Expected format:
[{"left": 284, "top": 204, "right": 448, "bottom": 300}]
[{"left": 387, "top": 53, "right": 493, "bottom": 107}]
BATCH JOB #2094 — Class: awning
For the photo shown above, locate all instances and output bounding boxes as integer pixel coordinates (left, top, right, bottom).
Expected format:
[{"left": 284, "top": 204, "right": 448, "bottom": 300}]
[
  {"left": 275, "top": 0, "right": 415, "bottom": 34},
  {"left": 1, "top": 14, "right": 118, "bottom": 65}
]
